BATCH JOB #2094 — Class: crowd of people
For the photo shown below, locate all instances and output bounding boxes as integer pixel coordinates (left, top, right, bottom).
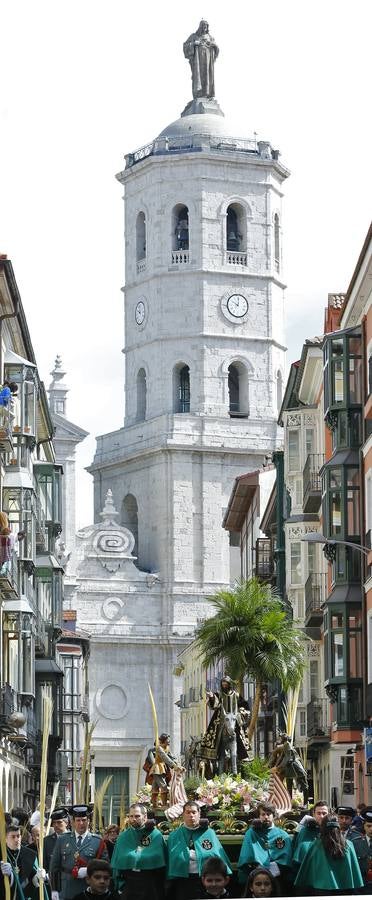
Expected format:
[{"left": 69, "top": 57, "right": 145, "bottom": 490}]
[{"left": 0, "top": 798, "right": 371, "bottom": 900}]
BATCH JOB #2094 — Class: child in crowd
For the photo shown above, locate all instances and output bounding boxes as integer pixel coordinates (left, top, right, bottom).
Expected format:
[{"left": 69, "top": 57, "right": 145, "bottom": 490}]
[
  {"left": 73, "top": 860, "right": 120, "bottom": 900},
  {"left": 201, "top": 857, "right": 231, "bottom": 898},
  {"left": 243, "top": 866, "right": 277, "bottom": 898}
]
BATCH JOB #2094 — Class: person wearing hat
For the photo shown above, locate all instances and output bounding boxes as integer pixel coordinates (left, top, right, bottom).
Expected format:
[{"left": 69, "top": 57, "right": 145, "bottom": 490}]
[
  {"left": 111, "top": 803, "right": 167, "bottom": 900},
  {"left": 44, "top": 808, "right": 70, "bottom": 873},
  {"left": 144, "top": 732, "right": 181, "bottom": 808},
  {"left": 0, "top": 821, "right": 47, "bottom": 900},
  {"left": 347, "top": 807, "right": 372, "bottom": 889},
  {"left": 200, "top": 676, "right": 250, "bottom": 776},
  {"left": 336, "top": 805, "right": 356, "bottom": 839},
  {"left": 50, "top": 805, "right": 108, "bottom": 900},
  {"left": 166, "top": 801, "right": 232, "bottom": 900}
]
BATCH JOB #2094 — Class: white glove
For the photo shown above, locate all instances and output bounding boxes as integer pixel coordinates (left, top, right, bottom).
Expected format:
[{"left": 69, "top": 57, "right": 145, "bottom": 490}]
[
  {"left": 52, "top": 891, "right": 59, "bottom": 900},
  {"left": 77, "top": 868, "right": 87, "bottom": 879},
  {"left": 36, "top": 868, "right": 47, "bottom": 881},
  {"left": 1, "top": 863, "right": 12, "bottom": 878}
]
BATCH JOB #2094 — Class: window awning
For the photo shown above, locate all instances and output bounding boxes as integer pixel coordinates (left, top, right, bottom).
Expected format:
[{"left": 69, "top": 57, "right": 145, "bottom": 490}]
[
  {"left": 4, "top": 349, "right": 36, "bottom": 368},
  {"left": 35, "top": 554, "right": 62, "bottom": 571},
  {"left": 3, "top": 598, "right": 35, "bottom": 615},
  {"left": 35, "top": 659, "right": 63, "bottom": 677}
]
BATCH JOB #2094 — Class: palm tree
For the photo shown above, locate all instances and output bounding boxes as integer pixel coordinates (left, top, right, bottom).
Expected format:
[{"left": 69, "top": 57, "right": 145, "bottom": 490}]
[{"left": 194, "top": 577, "right": 308, "bottom": 742}]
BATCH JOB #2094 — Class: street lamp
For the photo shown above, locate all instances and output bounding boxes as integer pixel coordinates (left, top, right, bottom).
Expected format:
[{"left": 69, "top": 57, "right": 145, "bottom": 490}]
[{"left": 301, "top": 532, "right": 369, "bottom": 562}]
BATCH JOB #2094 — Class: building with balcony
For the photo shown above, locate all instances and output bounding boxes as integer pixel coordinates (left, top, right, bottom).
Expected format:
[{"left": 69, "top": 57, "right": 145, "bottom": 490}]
[{"left": 0, "top": 255, "right": 65, "bottom": 808}]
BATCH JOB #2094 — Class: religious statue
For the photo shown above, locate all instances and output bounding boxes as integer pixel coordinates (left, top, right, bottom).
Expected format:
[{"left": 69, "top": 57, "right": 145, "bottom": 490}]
[
  {"left": 270, "top": 732, "right": 309, "bottom": 801},
  {"left": 143, "top": 732, "right": 181, "bottom": 808},
  {"left": 183, "top": 20, "right": 219, "bottom": 100},
  {"left": 199, "top": 675, "right": 251, "bottom": 775}
]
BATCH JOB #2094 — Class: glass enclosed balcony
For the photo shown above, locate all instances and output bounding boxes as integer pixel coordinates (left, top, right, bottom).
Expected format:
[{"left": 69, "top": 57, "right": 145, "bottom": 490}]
[{"left": 4, "top": 350, "right": 37, "bottom": 439}]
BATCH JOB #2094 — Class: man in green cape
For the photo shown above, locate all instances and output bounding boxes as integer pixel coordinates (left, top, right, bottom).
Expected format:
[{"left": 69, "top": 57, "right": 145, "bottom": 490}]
[
  {"left": 292, "top": 800, "right": 329, "bottom": 867},
  {"left": 237, "top": 802, "right": 292, "bottom": 888},
  {"left": 111, "top": 803, "right": 166, "bottom": 900},
  {"left": 166, "top": 801, "right": 231, "bottom": 900},
  {"left": 294, "top": 830, "right": 364, "bottom": 892}
]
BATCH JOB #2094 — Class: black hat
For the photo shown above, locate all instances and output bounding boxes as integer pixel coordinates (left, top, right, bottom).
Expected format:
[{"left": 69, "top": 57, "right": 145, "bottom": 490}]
[
  {"left": 221, "top": 675, "right": 234, "bottom": 684},
  {"left": 69, "top": 804, "right": 93, "bottom": 818},
  {"left": 336, "top": 806, "right": 355, "bottom": 817},
  {"left": 159, "top": 733, "right": 170, "bottom": 742},
  {"left": 361, "top": 808, "right": 372, "bottom": 823},
  {"left": 51, "top": 807, "right": 69, "bottom": 822}
]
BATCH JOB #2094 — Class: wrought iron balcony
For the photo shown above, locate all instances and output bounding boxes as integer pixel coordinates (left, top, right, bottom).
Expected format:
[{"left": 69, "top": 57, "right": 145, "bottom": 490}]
[
  {"left": 0, "top": 553, "right": 19, "bottom": 600},
  {"left": 0, "top": 408, "right": 13, "bottom": 454},
  {"left": 305, "top": 573, "right": 327, "bottom": 625},
  {"left": 303, "top": 452, "right": 324, "bottom": 513},
  {"left": 255, "top": 538, "right": 275, "bottom": 582}
]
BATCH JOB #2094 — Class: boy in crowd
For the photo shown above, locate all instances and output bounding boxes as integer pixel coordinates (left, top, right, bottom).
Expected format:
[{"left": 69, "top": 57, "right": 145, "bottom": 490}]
[
  {"left": 73, "top": 860, "right": 120, "bottom": 900},
  {"left": 201, "top": 857, "right": 231, "bottom": 898}
]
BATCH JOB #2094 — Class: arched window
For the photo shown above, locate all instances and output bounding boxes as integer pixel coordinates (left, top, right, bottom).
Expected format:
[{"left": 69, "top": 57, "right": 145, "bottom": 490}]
[
  {"left": 276, "top": 370, "right": 283, "bottom": 413},
  {"left": 121, "top": 494, "right": 138, "bottom": 559},
  {"left": 136, "top": 368, "right": 147, "bottom": 422},
  {"left": 173, "top": 364, "right": 190, "bottom": 413},
  {"left": 172, "top": 205, "right": 189, "bottom": 251},
  {"left": 226, "top": 203, "right": 247, "bottom": 264},
  {"left": 274, "top": 213, "right": 280, "bottom": 272},
  {"left": 226, "top": 206, "right": 240, "bottom": 251},
  {"left": 136, "top": 212, "right": 146, "bottom": 262},
  {"left": 228, "top": 361, "right": 249, "bottom": 417}
]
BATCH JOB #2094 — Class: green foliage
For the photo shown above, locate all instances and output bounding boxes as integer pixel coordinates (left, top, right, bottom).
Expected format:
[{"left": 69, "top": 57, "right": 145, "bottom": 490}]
[
  {"left": 183, "top": 775, "right": 202, "bottom": 796},
  {"left": 194, "top": 577, "right": 308, "bottom": 690},
  {"left": 240, "top": 757, "right": 271, "bottom": 782}
]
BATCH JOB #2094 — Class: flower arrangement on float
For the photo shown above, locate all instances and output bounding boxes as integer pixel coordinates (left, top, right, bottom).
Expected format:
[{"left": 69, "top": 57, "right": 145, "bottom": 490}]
[{"left": 194, "top": 774, "right": 270, "bottom": 813}]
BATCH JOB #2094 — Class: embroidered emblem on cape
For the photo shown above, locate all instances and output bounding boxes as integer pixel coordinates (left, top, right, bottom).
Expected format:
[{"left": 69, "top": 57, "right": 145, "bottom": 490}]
[
  {"left": 201, "top": 839, "right": 213, "bottom": 850},
  {"left": 275, "top": 837, "right": 285, "bottom": 849},
  {"left": 141, "top": 836, "right": 151, "bottom": 847}
]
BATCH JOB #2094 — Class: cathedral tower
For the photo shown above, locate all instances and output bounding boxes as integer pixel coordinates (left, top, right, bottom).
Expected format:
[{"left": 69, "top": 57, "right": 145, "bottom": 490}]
[{"left": 88, "top": 22, "right": 289, "bottom": 756}]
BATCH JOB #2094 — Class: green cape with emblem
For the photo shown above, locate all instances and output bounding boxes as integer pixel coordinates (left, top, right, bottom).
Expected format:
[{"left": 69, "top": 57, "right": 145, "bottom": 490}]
[
  {"left": 238, "top": 824, "right": 292, "bottom": 883},
  {"left": 294, "top": 837, "right": 364, "bottom": 891},
  {"left": 166, "top": 824, "right": 232, "bottom": 879},
  {"left": 111, "top": 825, "right": 166, "bottom": 884}
]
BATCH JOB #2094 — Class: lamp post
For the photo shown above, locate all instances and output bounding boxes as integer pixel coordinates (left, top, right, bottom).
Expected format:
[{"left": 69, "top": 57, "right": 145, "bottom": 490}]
[{"left": 301, "top": 532, "right": 369, "bottom": 562}]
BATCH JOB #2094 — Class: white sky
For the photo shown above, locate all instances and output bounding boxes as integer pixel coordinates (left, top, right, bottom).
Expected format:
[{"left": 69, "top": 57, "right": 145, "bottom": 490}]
[{"left": 0, "top": 0, "right": 371, "bottom": 530}]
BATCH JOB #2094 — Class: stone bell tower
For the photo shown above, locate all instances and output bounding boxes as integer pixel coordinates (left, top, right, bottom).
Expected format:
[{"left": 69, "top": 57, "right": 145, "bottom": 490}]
[{"left": 88, "top": 21, "right": 289, "bottom": 749}]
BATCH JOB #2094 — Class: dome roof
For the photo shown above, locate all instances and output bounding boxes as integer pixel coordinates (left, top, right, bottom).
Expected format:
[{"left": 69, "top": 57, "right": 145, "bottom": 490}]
[{"left": 156, "top": 112, "right": 237, "bottom": 141}]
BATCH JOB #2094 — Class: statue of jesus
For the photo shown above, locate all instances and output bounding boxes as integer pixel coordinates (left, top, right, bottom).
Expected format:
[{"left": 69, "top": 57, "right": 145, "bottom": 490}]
[{"left": 183, "top": 21, "right": 219, "bottom": 100}]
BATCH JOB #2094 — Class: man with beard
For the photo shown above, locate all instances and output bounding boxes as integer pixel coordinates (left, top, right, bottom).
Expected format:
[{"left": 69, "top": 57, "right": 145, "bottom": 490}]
[
  {"left": 111, "top": 804, "right": 166, "bottom": 900},
  {"left": 200, "top": 676, "right": 250, "bottom": 775},
  {"left": 237, "top": 802, "right": 292, "bottom": 891},
  {"left": 0, "top": 822, "right": 46, "bottom": 900}
]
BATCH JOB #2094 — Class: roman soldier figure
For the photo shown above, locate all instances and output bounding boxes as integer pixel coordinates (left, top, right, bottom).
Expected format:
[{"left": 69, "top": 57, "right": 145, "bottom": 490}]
[{"left": 144, "top": 732, "right": 180, "bottom": 808}]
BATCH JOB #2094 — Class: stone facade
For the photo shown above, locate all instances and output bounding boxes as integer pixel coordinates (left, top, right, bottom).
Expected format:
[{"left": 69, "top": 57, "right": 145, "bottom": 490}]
[{"left": 73, "top": 40, "right": 290, "bottom": 797}]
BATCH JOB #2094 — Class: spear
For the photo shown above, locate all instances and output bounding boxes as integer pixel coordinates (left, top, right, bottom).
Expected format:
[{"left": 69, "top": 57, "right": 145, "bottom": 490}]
[
  {"left": 109, "top": 796, "right": 113, "bottom": 826},
  {"left": 0, "top": 798, "right": 10, "bottom": 900},
  {"left": 38, "top": 694, "right": 53, "bottom": 900}
]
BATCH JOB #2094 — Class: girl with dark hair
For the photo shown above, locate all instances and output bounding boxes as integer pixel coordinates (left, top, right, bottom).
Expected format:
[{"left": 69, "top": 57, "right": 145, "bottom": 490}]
[
  {"left": 294, "top": 814, "right": 364, "bottom": 894},
  {"left": 243, "top": 866, "right": 278, "bottom": 897}
]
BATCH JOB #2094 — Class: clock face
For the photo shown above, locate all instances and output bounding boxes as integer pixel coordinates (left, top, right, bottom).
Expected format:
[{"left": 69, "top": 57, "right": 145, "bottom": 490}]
[
  {"left": 226, "top": 294, "right": 248, "bottom": 318},
  {"left": 221, "top": 291, "right": 249, "bottom": 324},
  {"left": 135, "top": 300, "right": 146, "bottom": 326}
]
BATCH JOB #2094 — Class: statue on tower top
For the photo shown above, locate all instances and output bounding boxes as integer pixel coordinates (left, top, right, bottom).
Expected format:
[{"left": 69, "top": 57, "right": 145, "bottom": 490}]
[{"left": 183, "top": 20, "right": 219, "bottom": 100}]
